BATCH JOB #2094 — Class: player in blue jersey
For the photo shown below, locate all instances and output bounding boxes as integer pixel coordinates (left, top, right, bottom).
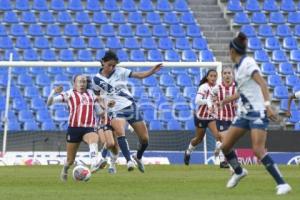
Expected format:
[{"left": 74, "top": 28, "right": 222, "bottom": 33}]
[
  {"left": 92, "top": 50, "right": 162, "bottom": 172},
  {"left": 219, "top": 32, "right": 291, "bottom": 195}
]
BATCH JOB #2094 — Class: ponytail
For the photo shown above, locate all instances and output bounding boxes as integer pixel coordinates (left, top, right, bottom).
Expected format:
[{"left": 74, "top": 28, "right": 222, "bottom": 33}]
[{"left": 229, "top": 32, "right": 248, "bottom": 55}]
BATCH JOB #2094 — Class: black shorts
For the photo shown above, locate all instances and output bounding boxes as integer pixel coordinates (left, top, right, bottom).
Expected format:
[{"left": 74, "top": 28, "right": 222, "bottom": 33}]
[
  {"left": 216, "top": 120, "right": 232, "bottom": 132},
  {"left": 66, "top": 127, "right": 95, "bottom": 143},
  {"left": 193, "top": 114, "right": 214, "bottom": 129}
]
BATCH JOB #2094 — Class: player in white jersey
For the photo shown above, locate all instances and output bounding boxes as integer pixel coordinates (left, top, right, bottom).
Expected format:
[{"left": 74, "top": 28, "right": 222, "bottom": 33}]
[
  {"left": 219, "top": 32, "right": 291, "bottom": 195},
  {"left": 47, "top": 75, "right": 106, "bottom": 181},
  {"left": 93, "top": 50, "right": 163, "bottom": 172}
]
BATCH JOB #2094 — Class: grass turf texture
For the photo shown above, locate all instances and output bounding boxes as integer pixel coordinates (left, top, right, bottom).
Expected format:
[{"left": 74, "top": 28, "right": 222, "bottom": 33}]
[{"left": 0, "top": 165, "right": 299, "bottom": 200}]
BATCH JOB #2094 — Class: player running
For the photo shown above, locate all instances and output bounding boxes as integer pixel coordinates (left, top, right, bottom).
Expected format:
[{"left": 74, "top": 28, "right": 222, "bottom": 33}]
[
  {"left": 92, "top": 50, "right": 162, "bottom": 172},
  {"left": 47, "top": 75, "right": 106, "bottom": 181},
  {"left": 220, "top": 32, "right": 291, "bottom": 195}
]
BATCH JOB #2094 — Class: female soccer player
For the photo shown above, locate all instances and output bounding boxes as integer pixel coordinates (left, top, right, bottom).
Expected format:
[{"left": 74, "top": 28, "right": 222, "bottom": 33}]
[
  {"left": 184, "top": 69, "right": 222, "bottom": 165},
  {"left": 211, "top": 66, "right": 237, "bottom": 168},
  {"left": 92, "top": 50, "right": 162, "bottom": 172},
  {"left": 220, "top": 32, "right": 291, "bottom": 195},
  {"left": 47, "top": 75, "right": 106, "bottom": 181}
]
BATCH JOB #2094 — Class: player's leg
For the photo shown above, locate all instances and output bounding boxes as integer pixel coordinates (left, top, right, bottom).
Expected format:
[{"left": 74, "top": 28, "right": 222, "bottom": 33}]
[
  {"left": 107, "top": 133, "right": 119, "bottom": 174},
  {"left": 250, "top": 128, "right": 291, "bottom": 195},
  {"left": 61, "top": 142, "right": 80, "bottom": 181},
  {"left": 207, "top": 120, "right": 224, "bottom": 165},
  {"left": 98, "top": 129, "right": 109, "bottom": 159}
]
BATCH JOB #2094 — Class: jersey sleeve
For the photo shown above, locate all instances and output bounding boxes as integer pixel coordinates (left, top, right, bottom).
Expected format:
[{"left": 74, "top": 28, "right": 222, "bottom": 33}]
[
  {"left": 295, "top": 91, "right": 300, "bottom": 99},
  {"left": 245, "top": 57, "right": 261, "bottom": 77},
  {"left": 119, "top": 67, "right": 132, "bottom": 80},
  {"left": 54, "top": 90, "right": 71, "bottom": 103}
]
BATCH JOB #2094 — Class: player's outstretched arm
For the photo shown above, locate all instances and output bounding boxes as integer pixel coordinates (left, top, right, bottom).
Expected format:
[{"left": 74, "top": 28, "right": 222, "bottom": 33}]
[
  {"left": 130, "top": 63, "right": 163, "bottom": 79},
  {"left": 285, "top": 94, "right": 296, "bottom": 117},
  {"left": 47, "top": 86, "right": 63, "bottom": 106}
]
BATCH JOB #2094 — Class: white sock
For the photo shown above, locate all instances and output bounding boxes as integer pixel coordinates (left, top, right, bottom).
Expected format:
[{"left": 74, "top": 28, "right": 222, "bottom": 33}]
[
  {"left": 89, "top": 143, "right": 99, "bottom": 165},
  {"left": 187, "top": 143, "right": 196, "bottom": 154},
  {"left": 110, "top": 151, "right": 119, "bottom": 164},
  {"left": 219, "top": 150, "right": 225, "bottom": 162}
]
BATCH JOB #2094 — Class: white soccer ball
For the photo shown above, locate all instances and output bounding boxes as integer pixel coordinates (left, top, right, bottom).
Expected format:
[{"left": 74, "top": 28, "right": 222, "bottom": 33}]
[{"left": 72, "top": 165, "right": 91, "bottom": 182}]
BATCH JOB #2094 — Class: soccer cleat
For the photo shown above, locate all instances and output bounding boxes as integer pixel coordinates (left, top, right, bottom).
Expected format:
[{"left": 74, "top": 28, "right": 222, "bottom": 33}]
[
  {"left": 60, "top": 167, "right": 68, "bottom": 182},
  {"left": 226, "top": 168, "right": 248, "bottom": 188},
  {"left": 220, "top": 161, "right": 230, "bottom": 169},
  {"left": 90, "top": 158, "right": 108, "bottom": 173},
  {"left": 132, "top": 154, "right": 145, "bottom": 173},
  {"left": 127, "top": 160, "right": 135, "bottom": 172},
  {"left": 108, "top": 163, "right": 117, "bottom": 174},
  {"left": 184, "top": 150, "right": 191, "bottom": 166},
  {"left": 276, "top": 183, "right": 292, "bottom": 195}
]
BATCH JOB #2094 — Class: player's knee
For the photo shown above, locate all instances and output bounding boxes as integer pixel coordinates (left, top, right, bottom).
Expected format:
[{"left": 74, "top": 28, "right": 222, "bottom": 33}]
[
  {"left": 252, "top": 147, "right": 265, "bottom": 159},
  {"left": 106, "top": 140, "right": 115, "bottom": 149}
]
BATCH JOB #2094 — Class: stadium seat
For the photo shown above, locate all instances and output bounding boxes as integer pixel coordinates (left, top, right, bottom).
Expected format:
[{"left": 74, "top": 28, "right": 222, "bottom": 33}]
[
  {"left": 164, "top": 12, "right": 179, "bottom": 24},
  {"left": 31, "top": 97, "right": 47, "bottom": 110},
  {"left": 124, "top": 38, "right": 139, "bottom": 49},
  {"left": 265, "top": 37, "right": 280, "bottom": 51},
  {"left": 15, "top": 0, "right": 30, "bottom": 11},
  {"left": 142, "top": 76, "right": 158, "bottom": 87},
  {"left": 34, "top": 37, "right": 50, "bottom": 49},
  {"left": 290, "top": 50, "right": 300, "bottom": 62},
  {"left": 53, "top": 37, "right": 68, "bottom": 49},
  {"left": 170, "top": 25, "right": 185, "bottom": 37},
  {"left": 288, "top": 110, "right": 300, "bottom": 123},
  {"left": 252, "top": 12, "right": 267, "bottom": 24},
  {"left": 93, "top": 12, "right": 108, "bottom": 24},
  {"left": 29, "top": 67, "right": 46, "bottom": 75},
  {"left": 41, "top": 49, "right": 56, "bottom": 61},
  {"left": 7, "top": 120, "right": 21, "bottom": 131},
  {"left": 287, "top": 12, "right": 300, "bottom": 24},
  {"left": 11, "top": 25, "right": 26, "bottom": 36},
  {"left": 254, "top": 50, "right": 269, "bottom": 62},
  {"left": 103, "top": 0, "right": 119, "bottom": 11},
  {"left": 136, "top": 25, "right": 151, "bottom": 37},
  {"left": 17, "top": 74, "right": 33, "bottom": 87},
  {"left": 131, "top": 87, "right": 145, "bottom": 99},
  {"left": 111, "top": 12, "right": 126, "bottom": 24},
  {"left": 32, "top": 0, "right": 48, "bottom": 11},
  {"left": 171, "top": 68, "right": 187, "bottom": 75},
  {"left": 269, "top": 12, "right": 285, "bottom": 24},
  {"left": 36, "top": 74, "right": 51, "bottom": 86},
  {"left": 82, "top": 25, "right": 97, "bottom": 37},
  {"left": 245, "top": 0, "right": 260, "bottom": 12},
  {"left": 294, "top": 25, "right": 300, "bottom": 37},
  {"left": 64, "top": 25, "right": 80, "bottom": 37},
  {"left": 60, "top": 50, "right": 75, "bottom": 61},
  {"left": 180, "top": 12, "right": 196, "bottom": 24},
  {"left": 263, "top": 0, "right": 279, "bottom": 12},
  {"left": 227, "top": 0, "right": 243, "bottom": 12},
  {"left": 176, "top": 38, "right": 191, "bottom": 50},
  {"left": 248, "top": 37, "right": 262, "bottom": 51},
  {"left": 28, "top": 24, "right": 43, "bottom": 36},
  {"left": 278, "top": 62, "right": 294, "bottom": 75},
  {"left": 272, "top": 50, "right": 288, "bottom": 63},
  {"left": 177, "top": 74, "right": 193, "bottom": 87},
  {"left": 36, "top": 110, "right": 52, "bottom": 123},
  {"left": 128, "top": 12, "right": 143, "bottom": 24},
  {"left": 66, "top": 67, "right": 83, "bottom": 75},
  {"left": 24, "top": 86, "right": 40, "bottom": 99},
  {"left": 158, "top": 38, "right": 173, "bottom": 50},
  {"left": 68, "top": 0, "right": 83, "bottom": 11},
  {"left": 16, "top": 37, "right": 31, "bottom": 49},
  {"left": 160, "top": 74, "right": 175, "bottom": 87},
  {"left": 199, "top": 50, "right": 214, "bottom": 61},
  {"left": 141, "top": 38, "right": 157, "bottom": 49},
  {"left": 139, "top": 0, "right": 154, "bottom": 12},
  {"left": 146, "top": 12, "right": 161, "bottom": 24},
  {"left": 22, "top": 11, "right": 36, "bottom": 24},
  {"left": 186, "top": 25, "right": 202, "bottom": 37},
  {"left": 273, "top": 86, "right": 289, "bottom": 99},
  {"left": 78, "top": 50, "right": 93, "bottom": 61},
  {"left": 267, "top": 75, "right": 283, "bottom": 88},
  {"left": 148, "top": 87, "right": 164, "bottom": 99},
  {"left": 121, "top": 0, "right": 136, "bottom": 11},
  {"left": 241, "top": 25, "right": 256, "bottom": 37},
  {"left": 119, "top": 25, "right": 134, "bottom": 37},
  {"left": 283, "top": 37, "right": 298, "bottom": 50},
  {"left": 233, "top": 12, "right": 250, "bottom": 24},
  {"left": 24, "top": 121, "right": 39, "bottom": 131},
  {"left": 24, "top": 49, "right": 39, "bottom": 61},
  {"left": 258, "top": 25, "right": 274, "bottom": 38},
  {"left": 173, "top": 0, "right": 189, "bottom": 12},
  {"left": 261, "top": 62, "right": 276, "bottom": 75},
  {"left": 88, "top": 38, "right": 104, "bottom": 49},
  {"left": 276, "top": 25, "right": 292, "bottom": 37},
  {"left": 153, "top": 25, "right": 169, "bottom": 37},
  {"left": 143, "top": 110, "right": 156, "bottom": 121},
  {"left": 165, "top": 87, "right": 180, "bottom": 98},
  {"left": 41, "top": 121, "right": 57, "bottom": 130},
  {"left": 39, "top": 11, "right": 55, "bottom": 24},
  {"left": 70, "top": 37, "right": 86, "bottom": 49},
  {"left": 106, "top": 37, "right": 122, "bottom": 49},
  {"left": 149, "top": 120, "right": 163, "bottom": 130},
  {"left": 157, "top": 0, "right": 172, "bottom": 12},
  {"left": 18, "top": 110, "right": 34, "bottom": 123},
  {"left": 86, "top": 0, "right": 101, "bottom": 11},
  {"left": 51, "top": 0, "right": 65, "bottom": 11},
  {"left": 75, "top": 12, "right": 90, "bottom": 24},
  {"left": 182, "top": 50, "right": 197, "bottom": 61},
  {"left": 130, "top": 50, "right": 145, "bottom": 61},
  {"left": 178, "top": 109, "right": 192, "bottom": 119},
  {"left": 165, "top": 50, "right": 180, "bottom": 61},
  {"left": 57, "top": 11, "right": 72, "bottom": 24},
  {"left": 148, "top": 50, "right": 163, "bottom": 61},
  {"left": 10, "top": 87, "right": 23, "bottom": 99},
  {"left": 281, "top": 0, "right": 296, "bottom": 12},
  {"left": 280, "top": 99, "right": 297, "bottom": 111},
  {"left": 285, "top": 75, "right": 299, "bottom": 88},
  {"left": 100, "top": 25, "right": 115, "bottom": 37},
  {"left": 192, "top": 38, "right": 208, "bottom": 50},
  {"left": 46, "top": 25, "right": 61, "bottom": 36},
  {"left": 12, "top": 98, "right": 28, "bottom": 111},
  {"left": 166, "top": 120, "right": 181, "bottom": 130},
  {"left": 3, "top": 11, "right": 18, "bottom": 23},
  {"left": 0, "top": 25, "right": 7, "bottom": 36},
  {"left": 95, "top": 50, "right": 105, "bottom": 60},
  {"left": 185, "top": 120, "right": 195, "bottom": 130}
]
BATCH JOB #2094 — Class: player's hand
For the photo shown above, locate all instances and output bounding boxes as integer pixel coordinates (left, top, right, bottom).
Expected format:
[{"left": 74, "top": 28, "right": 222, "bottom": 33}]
[
  {"left": 285, "top": 110, "right": 291, "bottom": 118},
  {"left": 108, "top": 100, "right": 115, "bottom": 108},
  {"left": 54, "top": 86, "right": 63, "bottom": 94},
  {"left": 266, "top": 106, "right": 279, "bottom": 122},
  {"left": 151, "top": 63, "right": 163, "bottom": 73}
]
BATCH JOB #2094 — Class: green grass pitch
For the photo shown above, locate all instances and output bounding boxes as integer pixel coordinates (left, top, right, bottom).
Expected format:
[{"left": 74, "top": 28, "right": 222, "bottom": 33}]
[{"left": 0, "top": 165, "right": 299, "bottom": 200}]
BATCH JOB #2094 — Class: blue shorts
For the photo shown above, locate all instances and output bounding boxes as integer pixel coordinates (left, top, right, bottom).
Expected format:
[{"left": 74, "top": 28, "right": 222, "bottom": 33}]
[
  {"left": 231, "top": 112, "right": 269, "bottom": 130},
  {"left": 67, "top": 127, "right": 95, "bottom": 143},
  {"left": 193, "top": 114, "right": 214, "bottom": 129},
  {"left": 216, "top": 120, "right": 232, "bottom": 132},
  {"left": 112, "top": 103, "right": 143, "bottom": 125}
]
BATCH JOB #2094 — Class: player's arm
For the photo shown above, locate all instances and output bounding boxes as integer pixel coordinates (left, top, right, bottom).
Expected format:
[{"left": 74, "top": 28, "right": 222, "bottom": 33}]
[
  {"left": 221, "top": 92, "right": 240, "bottom": 105},
  {"left": 130, "top": 63, "right": 163, "bottom": 79},
  {"left": 195, "top": 86, "right": 211, "bottom": 107},
  {"left": 47, "top": 86, "right": 64, "bottom": 106},
  {"left": 285, "top": 94, "right": 296, "bottom": 117}
]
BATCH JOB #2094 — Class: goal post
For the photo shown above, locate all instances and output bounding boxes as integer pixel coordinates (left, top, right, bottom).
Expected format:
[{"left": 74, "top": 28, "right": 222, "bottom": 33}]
[{"left": 0, "top": 60, "right": 222, "bottom": 165}]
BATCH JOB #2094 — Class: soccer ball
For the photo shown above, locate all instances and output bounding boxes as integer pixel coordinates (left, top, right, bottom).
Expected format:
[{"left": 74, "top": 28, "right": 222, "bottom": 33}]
[{"left": 72, "top": 165, "right": 91, "bottom": 182}]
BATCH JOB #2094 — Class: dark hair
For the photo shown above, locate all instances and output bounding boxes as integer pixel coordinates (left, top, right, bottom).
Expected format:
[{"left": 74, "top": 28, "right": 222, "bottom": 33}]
[
  {"left": 199, "top": 69, "right": 217, "bottom": 86},
  {"left": 229, "top": 32, "right": 247, "bottom": 55},
  {"left": 101, "top": 50, "right": 119, "bottom": 63}
]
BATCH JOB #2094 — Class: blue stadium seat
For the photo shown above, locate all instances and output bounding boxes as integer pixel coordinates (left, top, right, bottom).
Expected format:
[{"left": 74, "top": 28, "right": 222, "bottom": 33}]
[
  {"left": 252, "top": 12, "right": 267, "bottom": 24},
  {"left": 149, "top": 120, "right": 163, "bottom": 130},
  {"left": 192, "top": 38, "right": 208, "bottom": 50},
  {"left": 178, "top": 109, "right": 192, "bottom": 119},
  {"left": 171, "top": 68, "right": 187, "bottom": 75},
  {"left": 93, "top": 12, "right": 108, "bottom": 24},
  {"left": 153, "top": 25, "right": 168, "bottom": 37},
  {"left": 111, "top": 12, "right": 126, "bottom": 24},
  {"left": 261, "top": 62, "right": 276, "bottom": 75},
  {"left": 59, "top": 50, "right": 75, "bottom": 61},
  {"left": 3, "top": 11, "right": 18, "bottom": 23},
  {"left": 288, "top": 110, "right": 300, "bottom": 123},
  {"left": 121, "top": 0, "right": 137, "bottom": 12},
  {"left": 12, "top": 98, "right": 28, "bottom": 111},
  {"left": 36, "top": 74, "right": 51, "bottom": 86},
  {"left": 170, "top": 25, "right": 185, "bottom": 37},
  {"left": 167, "top": 120, "right": 181, "bottom": 130},
  {"left": 18, "top": 110, "right": 34, "bottom": 123},
  {"left": 227, "top": 0, "right": 243, "bottom": 12},
  {"left": 199, "top": 50, "right": 214, "bottom": 61},
  {"left": 75, "top": 12, "right": 90, "bottom": 24},
  {"left": 165, "top": 87, "right": 180, "bottom": 98},
  {"left": 124, "top": 38, "right": 139, "bottom": 49},
  {"left": 294, "top": 25, "right": 300, "bottom": 37},
  {"left": 158, "top": 38, "right": 173, "bottom": 50},
  {"left": 283, "top": 37, "right": 298, "bottom": 50},
  {"left": 160, "top": 74, "right": 175, "bottom": 87},
  {"left": 285, "top": 75, "right": 299, "bottom": 88},
  {"left": 280, "top": 99, "right": 297, "bottom": 111},
  {"left": 8, "top": 120, "right": 21, "bottom": 131},
  {"left": 176, "top": 38, "right": 191, "bottom": 50},
  {"left": 241, "top": 25, "right": 256, "bottom": 37},
  {"left": 21, "top": 12, "right": 37, "bottom": 23},
  {"left": 24, "top": 121, "right": 39, "bottom": 131},
  {"left": 16, "top": 37, "right": 31, "bottom": 49},
  {"left": 296, "top": 64, "right": 300, "bottom": 74},
  {"left": 290, "top": 50, "right": 300, "bottom": 62},
  {"left": 106, "top": 37, "right": 122, "bottom": 49},
  {"left": 248, "top": 37, "right": 262, "bottom": 51},
  {"left": 164, "top": 12, "right": 179, "bottom": 24},
  {"left": 15, "top": 0, "right": 30, "bottom": 11},
  {"left": 177, "top": 74, "right": 193, "bottom": 87},
  {"left": 180, "top": 12, "right": 195, "bottom": 24},
  {"left": 0, "top": 25, "right": 7, "bottom": 36},
  {"left": 157, "top": 0, "right": 172, "bottom": 12},
  {"left": 24, "top": 49, "right": 39, "bottom": 61},
  {"left": 57, "top": 11, "right": 72, "bottom": 24},
  {"left": 183, "top": 87, "right": 197, "bottom": 100},
  {"left": 141, "top": 38, "right": 156, "bottom": 49},
  {"left": 182, "top": 50, "right": 197, "bottom": 61},
  {"left": 41, "top": 121, "right": 56, "bottom": 130},
  {"left": 52, "top": 37, "right": 68, "bottom": 49},
  {"left": 269, "top": 12, "right": 285, "bottom": 24},
  {"left": 186, "top": 25, "right": 202, "bottom": 37},
  {"left": 287, "top": 12, "right": 300, "bottom": 24},
  {"left": 24, "top": 86, "right": 40, "bottom": 99},
  {"left": 82, "top": 24, "right": 97, "bottom": 37},
  {"left": 11, "top": 25, "right": 26, "bottom": 36},
  {"left": 273, "top": 86, "right": 289, "bottom": 99},
  {"left": 278, "top": 62, "right": 294, "bottom": 75},
  {"left": 294, "top": 123, "right": 300, "bottom": 130},
  {"left": 86, "top": 0, "right": 101, "bottom": 11},
  {"left": 142, "top": 76, "right": 158, "bottom": 87},
  {"left": 96, "top": 50, "right": 105, "bottom": 60},
  {"left": 272, "top": 50, "right": 287, "bottom": 62},
  {"left": 185, "top": 120, "right": 195, "bottom": 130},
  {"left": 263, "top": 0, "right": 278, "bottom": 12},
  {"left": 29, "top": 67, "right": 46, "bottom": 75},
  {"left": 115, "top": 49, "right": 128, "bottom": 61},
  {"left": 104, "top": 0, "right": 119, "bottom": 11},
  {"left": 233, "top": 12, "right": 250, "bottom": 24},
  {"left": 84, "top": 67, "right": 98, "bottom": 74},
  {"left": 139, "top": 0, "right": 154, "bottom": 12},
  {"left": 100, "top": 25, "right": 115, "bottom": 37},
  {"left": 34, "top": 37, "right": 50, "bottom": 49},
  {"left": 258, "top": 25, "right": 274, "bottom": 38},
  {"left": 88, "top": 37, "right": 104, "bottom": 49},
  {"left": 39, "top": 12, "right": 55, "bottom": 24},
  {"left": 41, "top": 49, "right": 57, "bottom": 61},
  {"left": 136, "top": 25, "right": 151, "bottom": 37},
  {"left": 68, "top": 0, "right": 83, "bottom": 11},
  {"left": 28, "top": 24, "right": 43, "bottom": 36},
  {"left": 254, "top": 50, "right": 269, "bottom": 62},
  {"left": 281, "top": 0, "right": 296, "bottom": 12},
  {"left": 32, "top": 0, "right": 48, "bottom": 11},
  {"left": 276, "top": 25, "right": 292, "bottom": 37},
  {"left": 66, "top": 67, "right": 83, "bottom": 75},
  {"left": 128, "top": 12, "right": 143, "bottom": 24},
  {"left": 31, "top": 97, "right": 47, "bottom": 110},
  {"left": 51, "top": 0, "right": 65, "bottom": 11},
  {"left": 174, "top": 0, "right": 189, "bottom": 12},
  {"left": 70, "top": 37, "right": 86, "bottom": 49},
  {"left": 64, "top": 24, "right": 80, "bottom": 36},
  {"left": 148, "top": 87, "right": 164, "bottom": 99},
  {"left": 46, "top": 25, "right": 61, "bottom": 36},
  {"left": 265, "top": 37, "right": 280, "bottom": 51},
  {"left": 143, "top": 110, "right": 156, "bottom": 121},
  {"left": 146, "top": 12, "right": 161, "bottom": 24},
  {"left": 78, "top": 50, "right": 93, "bottom": 61},
  {"left": 130, "top": 50, "right": 145, "bottom": 61},
  {"left": 267, "top": 74, "right": 283, "bottom": 88},
  {"left": 245, "top": 0, "right": 260, "bottom": 12},
  {"left": 148, "top": 50, "right": 163, "bottom": 61},
  {"left": 119, "top": 25, "right": 134, "bottom": 37},
  {"left": 132, "top": 87, "right": 145, "bottom": 99},
  {"left": 165, "top": 50, "right": 180, "bottom": 61}
]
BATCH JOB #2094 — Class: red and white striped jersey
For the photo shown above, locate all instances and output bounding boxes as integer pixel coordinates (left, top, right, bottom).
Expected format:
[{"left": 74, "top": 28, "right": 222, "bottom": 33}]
[
  {"left": 55, "top": 89, "right": 97, "bottom": 128},
  {"left": 195, "top": 83, "right": 215, "bottom": 120},
  {"left": 211, "top": 82, "right": 237, "bottom": 121}
]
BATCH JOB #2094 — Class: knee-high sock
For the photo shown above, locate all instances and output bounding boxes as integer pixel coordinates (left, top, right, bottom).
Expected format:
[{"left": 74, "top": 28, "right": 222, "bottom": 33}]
[
  {"left": 137, "top": 142, "right": 148, "bottom": 160},
  {"left": 224, "top": 150, "right": 243, "bottom": 174},
  {"left": 89, "top": 143, "right": 99, "bottom": 166},
  {"left": 261, "top": 154, "right": 285, "bottom": 185},
  {"left": 117, "top": 136, "right": 131, "bottom": 162}
]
